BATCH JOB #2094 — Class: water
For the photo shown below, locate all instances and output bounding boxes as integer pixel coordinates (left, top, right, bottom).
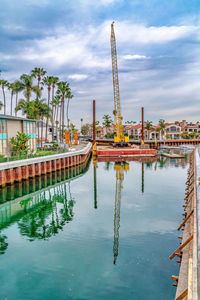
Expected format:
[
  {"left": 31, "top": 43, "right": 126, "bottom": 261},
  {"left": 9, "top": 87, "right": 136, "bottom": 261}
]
[{"left": 0, "top": 157, "right": 188, "bottom": 300}]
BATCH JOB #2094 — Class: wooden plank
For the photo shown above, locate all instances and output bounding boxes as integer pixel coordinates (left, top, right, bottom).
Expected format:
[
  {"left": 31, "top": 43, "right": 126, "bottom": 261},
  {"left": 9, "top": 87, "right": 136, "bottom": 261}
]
[
  {"left": 176, "top": 289, "right": 188, "bottom": 300},
  {"left": 178, "top": 209, "right": 194, "bottom": 231},
  {"left": 172, "top": 275, "right": 179, "bottom": 281},
  {"left": 169, "top": 235, "right": 193, "bottom": 260}
]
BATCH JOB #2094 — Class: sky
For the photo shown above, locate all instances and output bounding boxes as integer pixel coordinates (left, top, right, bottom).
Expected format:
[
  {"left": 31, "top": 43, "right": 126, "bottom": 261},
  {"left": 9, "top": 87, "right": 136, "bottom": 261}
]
[{"left": 1, "top": 0, "right": 200, "bottom": 127}]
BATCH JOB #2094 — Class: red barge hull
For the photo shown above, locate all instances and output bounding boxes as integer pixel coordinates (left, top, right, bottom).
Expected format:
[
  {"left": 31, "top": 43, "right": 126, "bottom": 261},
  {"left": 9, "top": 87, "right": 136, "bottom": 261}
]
[{"left": 97, "top": 148, "right": 157, "bottom": 158}]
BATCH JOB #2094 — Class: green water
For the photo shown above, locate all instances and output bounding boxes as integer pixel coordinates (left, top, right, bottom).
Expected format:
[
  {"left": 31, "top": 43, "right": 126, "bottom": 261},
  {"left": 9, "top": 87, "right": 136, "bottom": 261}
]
[{"left": 0, "top": 157, "right": 188, "bottom": 300}]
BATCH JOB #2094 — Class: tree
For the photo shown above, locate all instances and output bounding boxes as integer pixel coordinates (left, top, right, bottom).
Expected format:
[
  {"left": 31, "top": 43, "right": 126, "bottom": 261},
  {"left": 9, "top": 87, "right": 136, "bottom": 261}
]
[
  {"left": 189, "top": 132, "right": 198, "bottom": 139},
  {"left": 31, "top": 67, "right": 46, "bottom": 87},
  {"left": 102, "top": 114, "right": 112, "bottom": 133},
  {"left": 66, "top": 92, "right": 73, "bottom": 130},
  {"left": 57, "top": 81, "right": 71, "bottom": 142},
  {"left": 42, "top": 76, "right": 53, "bottom": 140},
  {"left": 80, "top": 118, "right": 83, "bottom": 131},
  {"left": 10, "top": 132, "right": 30, "bottom": 154},
  {"left": 125, "top": 120, "right": 136, "bottom": 124},
  {"left": 20, "top": 74, "right": 38, "bottom": 102},
  {"left": 181, "top": 131, "right": 189, "bottom": 139},
  {"left": 145, "top": 120, "right": 153, "bottom": 140},
  {"left": 13, "top": 80, "right": 24, "bottom": 116},
  {"left": 51, "top": 94, "right": 61, "bottom": 141},
  {"left": 15, "top": 99, "right": 35, "bottom": 119},
  {"left": 156, "top": 119, "right": 166, "bottom": 140},
  {"left": 81, "top": 123, "right": 91, "bottom": 136},
  {"left": 0, "top": 79, "right": 8, "bottom": 114},
  {"left": 50, "top": 77, "right": 59, "bottom": 140},
  {"left": 7, "top": 82, "right": 15, "bottom": 116}
]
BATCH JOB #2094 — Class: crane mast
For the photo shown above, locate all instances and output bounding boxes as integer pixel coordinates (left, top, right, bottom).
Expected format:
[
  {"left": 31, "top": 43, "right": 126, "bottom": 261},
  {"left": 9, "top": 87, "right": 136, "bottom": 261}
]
[{"left": 110, "top": 22, "right": 129, "bottom": 144}]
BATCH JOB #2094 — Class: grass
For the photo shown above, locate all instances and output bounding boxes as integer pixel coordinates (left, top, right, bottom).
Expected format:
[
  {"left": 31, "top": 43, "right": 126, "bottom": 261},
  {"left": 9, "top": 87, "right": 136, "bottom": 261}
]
[{"left": 0, "top": 148, "right": 67, "bottom": 163}]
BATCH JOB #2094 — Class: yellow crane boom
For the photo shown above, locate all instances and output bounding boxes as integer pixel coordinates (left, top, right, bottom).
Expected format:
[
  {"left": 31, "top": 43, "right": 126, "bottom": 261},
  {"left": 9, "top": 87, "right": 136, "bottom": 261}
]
[{"left": 110, "top": 22, "right": 129, "bottom": 144}]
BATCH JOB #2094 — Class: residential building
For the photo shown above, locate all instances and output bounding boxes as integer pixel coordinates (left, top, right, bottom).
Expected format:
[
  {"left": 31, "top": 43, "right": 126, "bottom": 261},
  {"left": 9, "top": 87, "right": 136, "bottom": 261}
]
[
  {"left": 0, "top": 115, "right": 37, "bottom": 155},
  {"left": 165, "top": 123, "right": 182, "bottom": 139}
]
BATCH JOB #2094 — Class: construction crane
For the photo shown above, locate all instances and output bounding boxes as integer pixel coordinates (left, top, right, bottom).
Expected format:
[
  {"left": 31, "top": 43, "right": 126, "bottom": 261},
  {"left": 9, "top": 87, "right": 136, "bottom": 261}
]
[
  {"left": 113, "top": 161, "right": 129, "bottom": 264},
  {"left": 111, "top": 22, "right": 129, "bottom": 146}
]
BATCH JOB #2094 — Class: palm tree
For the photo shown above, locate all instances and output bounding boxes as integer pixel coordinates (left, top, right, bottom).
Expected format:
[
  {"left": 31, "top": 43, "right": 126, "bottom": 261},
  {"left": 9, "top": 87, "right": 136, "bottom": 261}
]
[
  {"left": 80, "top": 118, "right": 83, "bottom": 131},
  {"left": 7, "top": 82, "right": 15, "bottom": 116},
  {"left": 103, "top": 114, "right": 112, "bottom": 134},
  {"left": 37, "top": 100, "right": 51, "bottom": 146},
  {"left": 20, "top": 74, "right": 37, "bottom": 102},
  {"left": 31, "top": 67, "right": 46, "bottom": 87},
  {"left": 42, "top": 76, "right": 53, "bottom": 141},
  {"left": 0, "top": 79, "right": 8, "bottom": 114},
  {"left": 145, "top": 120, "right": 153, "bottom": 140},
  {"left": 51, "top": 94, "right": 61, "bottom": 141},
  {"left": 158, "top": 119, "right": 166, "bottom": 141},
  {"left": 66, "top": 92, "right": 73, "bottom": 129},
  {"left": 0, "top": 101, "right": 3, "bottom": 112},
  {"left": 57, "top": 81, "right": 70, "bottom": 142},
  {"left": 15, "top": 99, "right": 35, "bottom": 119},
  {"left": 13, "top": 80, "right": 24, "bottom": 116},
  {"left": 51, "top": 76, "right": 59, "bottom": 140}
]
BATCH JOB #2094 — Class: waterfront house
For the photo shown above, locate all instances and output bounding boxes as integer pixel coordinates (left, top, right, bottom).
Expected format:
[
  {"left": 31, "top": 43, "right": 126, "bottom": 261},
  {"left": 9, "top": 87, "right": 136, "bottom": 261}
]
[{"left": 0, "top": 115, "right": 37, "bottom": 155}]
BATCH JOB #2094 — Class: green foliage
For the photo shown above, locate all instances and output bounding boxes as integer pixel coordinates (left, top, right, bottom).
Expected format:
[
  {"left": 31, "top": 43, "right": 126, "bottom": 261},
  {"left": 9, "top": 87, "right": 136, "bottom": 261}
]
[
  {"left": 103, "top": 114, "right": 113, "bottom": 129},
  {"left": 81, "top": 123, "right": 92, "bottom": 135},
  {"left": 181, "top": 131, "right": 189, "bottom": 139},
  {"left": 189, "top": 132, "right": 198, "bottom": 139},
  {"left": 10, "top": 132, "right": 30, "bottom": 154},
  {"left": 145, "top": 120, "right": 153, "bottom": 130},
  {"left": 125, "top": 120, "right": 136, "bottom": 124},
  {"left": 105, "top": 132, "right": 115, "bottom": 138}
]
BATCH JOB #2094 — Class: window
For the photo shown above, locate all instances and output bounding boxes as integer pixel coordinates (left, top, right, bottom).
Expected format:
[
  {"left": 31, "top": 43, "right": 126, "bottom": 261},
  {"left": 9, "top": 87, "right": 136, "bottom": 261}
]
[{"left": 170, "top": 126, "right": 177, "bottom": 132}]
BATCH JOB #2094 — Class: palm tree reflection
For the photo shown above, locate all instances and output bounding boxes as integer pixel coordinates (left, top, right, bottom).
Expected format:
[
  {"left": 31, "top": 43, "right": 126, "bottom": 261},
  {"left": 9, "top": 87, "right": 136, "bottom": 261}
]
[
  {"left": 0, "top": 234, "right": 8, "bottom": 254},
  {"left": 18, "top": 182, "right": 75, "bottom": 241}
]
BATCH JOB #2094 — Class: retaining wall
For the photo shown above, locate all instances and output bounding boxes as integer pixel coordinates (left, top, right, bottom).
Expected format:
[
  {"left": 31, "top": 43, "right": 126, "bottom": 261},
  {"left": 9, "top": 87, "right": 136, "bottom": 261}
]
[{"left": 0, "top": 143, "right": 92, "bottom": 187}]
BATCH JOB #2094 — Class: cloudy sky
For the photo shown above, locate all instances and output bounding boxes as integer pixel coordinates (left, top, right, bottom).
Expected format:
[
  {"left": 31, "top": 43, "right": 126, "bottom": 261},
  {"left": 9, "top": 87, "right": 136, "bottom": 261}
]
[{"left": 0, "top": 0, "right": 200, "bottom": 126}]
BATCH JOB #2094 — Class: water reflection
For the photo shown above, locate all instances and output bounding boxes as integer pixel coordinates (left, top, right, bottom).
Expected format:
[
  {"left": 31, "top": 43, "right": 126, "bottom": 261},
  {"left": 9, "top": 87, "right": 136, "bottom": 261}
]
[
  {"left": 0, "top": 158, "right": 91, "bottom": 254},
  {"left": 102, "top": 156, "right": 188, "bottom": 265},
  {"left": 113, "top": 162, "right": 129, "bottom": 264},
  {"left": 93, "top": 159, "right": 98, "bottom": 209},
  {"left": 18, "top": 183, "right": 75, "bottom": 241}
]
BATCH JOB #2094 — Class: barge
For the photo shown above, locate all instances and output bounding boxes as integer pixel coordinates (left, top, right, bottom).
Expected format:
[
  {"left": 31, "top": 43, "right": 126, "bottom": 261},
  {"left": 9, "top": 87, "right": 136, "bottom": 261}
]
[{"left": 96, "top": 146, "right": 157, "bottom": 158}]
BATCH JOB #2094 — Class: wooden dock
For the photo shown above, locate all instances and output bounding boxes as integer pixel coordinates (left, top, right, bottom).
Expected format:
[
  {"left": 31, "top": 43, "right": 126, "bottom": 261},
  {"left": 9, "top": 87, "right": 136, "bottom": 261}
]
[{"left": 169, "top": 150, "right": 198, "bottom": 300}]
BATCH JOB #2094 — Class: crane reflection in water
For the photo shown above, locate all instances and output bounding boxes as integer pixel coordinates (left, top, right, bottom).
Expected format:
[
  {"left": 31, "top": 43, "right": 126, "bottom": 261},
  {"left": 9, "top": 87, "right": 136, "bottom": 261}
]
[{"left": 113, "top": 161, "right": 129, "bottom": 264}]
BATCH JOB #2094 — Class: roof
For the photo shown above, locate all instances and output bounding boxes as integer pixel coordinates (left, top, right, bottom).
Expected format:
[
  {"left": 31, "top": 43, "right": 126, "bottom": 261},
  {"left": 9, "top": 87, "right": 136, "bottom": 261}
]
[
  {"left": 185, "top": 125, "right": 198, "bottom": 128},
  {"left": 0, "top": 114, "right": 37, "bottom": 122},
  {"left": 165, "top": 123, "right": 181, "bottom": 127}
]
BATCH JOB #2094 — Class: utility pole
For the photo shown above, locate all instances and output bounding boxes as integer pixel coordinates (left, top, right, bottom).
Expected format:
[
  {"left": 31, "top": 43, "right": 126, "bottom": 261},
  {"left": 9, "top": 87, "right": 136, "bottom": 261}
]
[{"left": 141, "top": 107, "right": 144, "bottom": 143}]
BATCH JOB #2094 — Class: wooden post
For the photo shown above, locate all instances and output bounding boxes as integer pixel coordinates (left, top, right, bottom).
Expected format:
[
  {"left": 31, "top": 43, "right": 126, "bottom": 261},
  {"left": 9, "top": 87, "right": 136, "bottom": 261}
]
[
  {"left": 178, "top": 209, "right": 194, "bottom": 231},
  {"left": 93, "top": 99, "right": 96, "bottom": 145},
  {"left": 169, "top": 235, "right": 193, "bottom": 259},
  {"left": 176, "top": 289, "right": 188, "bottom": 300},
  {"left": 141, "top": 107, "right": 144, "bottom": 143}
]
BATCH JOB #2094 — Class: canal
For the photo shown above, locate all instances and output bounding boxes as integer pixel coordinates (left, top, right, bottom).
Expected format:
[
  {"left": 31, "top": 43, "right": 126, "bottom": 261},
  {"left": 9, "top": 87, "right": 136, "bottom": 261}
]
[{"left": 0, "top": 156, "right": 188, "bottom": 300}]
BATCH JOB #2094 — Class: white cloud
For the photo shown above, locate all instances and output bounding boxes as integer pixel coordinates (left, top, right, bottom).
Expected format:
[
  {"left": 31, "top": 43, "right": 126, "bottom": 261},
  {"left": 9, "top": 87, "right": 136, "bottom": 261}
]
[
  {"left": 123, "top": 54, "right": 148, "bottom": 60},
  {"left": 2, "top": 20, "right": 200, "bottom": 125},
  {"left": 68, "top": 74, "right": 88, "bottom": 81}
]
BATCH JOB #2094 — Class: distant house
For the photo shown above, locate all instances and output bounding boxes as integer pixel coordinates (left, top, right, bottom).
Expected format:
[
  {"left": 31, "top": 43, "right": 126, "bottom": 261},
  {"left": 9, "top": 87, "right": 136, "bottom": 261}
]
[
  {"left": 165, "top": 123, "right": 182, "bottom": 139},
  {"left": 0, "top": 115, "right": 37, "bottom": 155}
]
